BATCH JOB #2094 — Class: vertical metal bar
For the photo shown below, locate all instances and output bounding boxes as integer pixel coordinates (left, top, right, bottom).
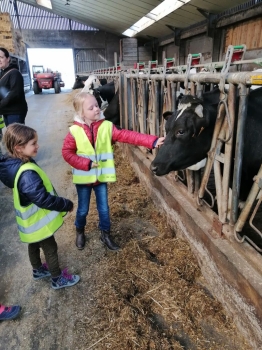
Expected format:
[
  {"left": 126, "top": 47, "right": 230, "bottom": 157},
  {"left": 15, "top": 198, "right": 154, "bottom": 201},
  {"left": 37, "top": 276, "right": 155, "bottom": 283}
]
[
  {"left": 235, "top": 164, "right": 262, "bottom": 233},
  {"left": 190, "top": 82, "right": 196, "bottom": 96},
  {"left": 186, "top": 170, "right": 195, "bottom": 194},
  {"left": 130, "top": 78, "right": 136, "bottom": 131},
  {"left": 155, "top": 81, "right": 160, "bottom": 136},
  {"left": 143, "top": 79, "right": 148, "bottom": 134},
  {"left": 171, "top": 82, "right": 176, "bottom": 111},
  {"left": 231, "top": 84, "right": 248, "bottom": 224},
  {"left": 119, "top": 72, "right": 124, "bottom": 128},
  {"left": 124, "top": 75, "right": 131, "bottom": 129},
  {"left": 221, "top": 83, "right": 236, "bottom": 223},
  {"left": 198, "top": 101, "right": 225, "bottom": 199}
]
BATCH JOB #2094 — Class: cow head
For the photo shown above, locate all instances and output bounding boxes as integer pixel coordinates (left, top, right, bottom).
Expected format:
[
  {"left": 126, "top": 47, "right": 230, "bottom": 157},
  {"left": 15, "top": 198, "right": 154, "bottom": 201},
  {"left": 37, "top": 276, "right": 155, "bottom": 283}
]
[
  {"left": 151, "top": 94, "right": 217, "bottom": 176},
  {"left": 83, "top": 74, "right": 101, "bottom": 91},
  {"left": 72, "top": 75, "right": 85, "bottom": 90}
]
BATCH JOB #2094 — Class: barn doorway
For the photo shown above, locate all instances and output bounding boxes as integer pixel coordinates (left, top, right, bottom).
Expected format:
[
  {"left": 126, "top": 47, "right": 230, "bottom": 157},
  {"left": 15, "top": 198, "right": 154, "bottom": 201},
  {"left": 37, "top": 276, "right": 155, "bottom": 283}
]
[{"left": 27, "top": 48, "right": 75, "bottom": 90}]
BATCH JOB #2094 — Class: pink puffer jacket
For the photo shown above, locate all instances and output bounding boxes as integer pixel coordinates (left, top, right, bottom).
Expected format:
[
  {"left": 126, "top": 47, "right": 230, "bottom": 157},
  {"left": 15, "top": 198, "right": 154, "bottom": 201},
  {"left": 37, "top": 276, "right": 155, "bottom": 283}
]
[{"left": 62, "top": 119, "right": 158, "bottom": 171}]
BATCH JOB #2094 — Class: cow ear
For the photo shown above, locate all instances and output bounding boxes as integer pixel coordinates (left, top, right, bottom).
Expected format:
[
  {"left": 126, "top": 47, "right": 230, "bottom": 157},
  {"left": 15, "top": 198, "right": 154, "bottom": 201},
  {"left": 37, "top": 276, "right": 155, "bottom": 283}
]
[
  {"left": 163, "top": 111, "right": 173, "bottom": 120},
  {"left": 194, "top": 104, "right": 203, "bottom": 118}
]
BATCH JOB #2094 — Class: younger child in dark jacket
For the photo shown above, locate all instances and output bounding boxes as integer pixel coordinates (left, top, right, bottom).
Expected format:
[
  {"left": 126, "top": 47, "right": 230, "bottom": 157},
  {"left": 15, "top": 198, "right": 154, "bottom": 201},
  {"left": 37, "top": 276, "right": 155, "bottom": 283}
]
[{"left": 0, "top": 123, "right": 80, "bottom": 290}]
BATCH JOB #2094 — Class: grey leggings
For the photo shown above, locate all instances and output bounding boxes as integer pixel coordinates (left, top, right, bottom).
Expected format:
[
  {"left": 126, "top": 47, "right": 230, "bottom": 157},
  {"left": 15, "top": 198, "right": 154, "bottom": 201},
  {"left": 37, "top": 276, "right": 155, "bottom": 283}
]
[{"left": 28, "top": 235, "right": 61, "bottom": 277}]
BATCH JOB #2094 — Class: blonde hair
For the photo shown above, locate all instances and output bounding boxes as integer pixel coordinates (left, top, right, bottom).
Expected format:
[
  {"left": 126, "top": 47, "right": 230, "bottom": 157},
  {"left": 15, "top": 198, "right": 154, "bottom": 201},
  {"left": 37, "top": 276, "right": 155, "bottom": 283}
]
[
  {"left": 4, "top": 123, "right": 37, "bottom": 162},
  {"left": 73, "top": 91, "right": 95, "bottom": 119}
]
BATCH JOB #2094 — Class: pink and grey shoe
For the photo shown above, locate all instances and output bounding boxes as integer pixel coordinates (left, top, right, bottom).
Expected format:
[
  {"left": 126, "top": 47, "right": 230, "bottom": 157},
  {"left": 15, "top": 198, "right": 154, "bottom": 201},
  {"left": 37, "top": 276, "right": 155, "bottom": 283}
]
[
  {"left": 0, "top": 304, "right": 21, "bottom": 321},
  {"left": 51, "top": 268, "right": 80, "bottom": 290},
  {"left": 33, "top": 262, "right": 51, "bottom": 280}
]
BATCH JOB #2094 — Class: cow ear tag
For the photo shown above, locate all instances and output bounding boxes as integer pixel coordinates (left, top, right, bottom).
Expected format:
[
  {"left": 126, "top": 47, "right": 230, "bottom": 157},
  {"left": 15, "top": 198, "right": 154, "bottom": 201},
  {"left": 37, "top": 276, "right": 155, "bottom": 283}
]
[{"left": 195, "top": 104, "right": 203, "bottom": 118}]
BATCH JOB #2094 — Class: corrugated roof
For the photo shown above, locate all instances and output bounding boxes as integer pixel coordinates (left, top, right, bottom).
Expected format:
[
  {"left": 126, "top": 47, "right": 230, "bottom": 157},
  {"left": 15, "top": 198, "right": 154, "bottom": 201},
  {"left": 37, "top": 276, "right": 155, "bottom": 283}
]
[{"left": 2, "top": 0, "right": 261, "bottom": 38}]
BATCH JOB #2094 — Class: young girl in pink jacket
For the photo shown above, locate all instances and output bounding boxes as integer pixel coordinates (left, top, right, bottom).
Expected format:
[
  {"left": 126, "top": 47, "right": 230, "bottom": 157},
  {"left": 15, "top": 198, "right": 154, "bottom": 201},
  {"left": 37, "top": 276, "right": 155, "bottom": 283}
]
[{"left": 62, "top": 92, "right": 164, "bottom": 251}]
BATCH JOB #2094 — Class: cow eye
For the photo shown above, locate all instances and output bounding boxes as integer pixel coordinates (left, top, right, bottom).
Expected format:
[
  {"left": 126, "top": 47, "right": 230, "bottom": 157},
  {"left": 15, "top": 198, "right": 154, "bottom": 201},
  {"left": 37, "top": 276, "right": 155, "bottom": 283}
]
[{"left": 177, "top": 129, "right": 184, "bottom": 136}]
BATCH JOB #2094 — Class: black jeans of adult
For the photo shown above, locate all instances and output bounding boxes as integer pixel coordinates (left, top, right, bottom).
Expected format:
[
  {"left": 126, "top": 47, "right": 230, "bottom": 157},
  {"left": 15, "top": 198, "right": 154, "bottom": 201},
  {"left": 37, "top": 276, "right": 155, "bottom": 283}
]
[
  {"left": 28, "top": 236, "right": 61, "bottom": 277},
  {"left": 3, "top": 113, "right": 26, "bottom": 126}
]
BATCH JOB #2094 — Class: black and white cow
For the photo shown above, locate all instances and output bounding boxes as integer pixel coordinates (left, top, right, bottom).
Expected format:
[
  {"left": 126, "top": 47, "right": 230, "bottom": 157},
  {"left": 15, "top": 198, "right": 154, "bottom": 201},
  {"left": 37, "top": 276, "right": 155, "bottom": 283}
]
[
  {"left": 103, "top": 89, "right": 120, "bottom": 126},
  {"left": 151, "top": 87, "right": 262, "bottom": 200},
  {"left": 74, "top": 75, "right": 120, "bottom": 126},
  {"left": 94, "top": 81, "right": 115, "bottom": 104},
  {"left": 93, "top": 81, "right": 120, "bottom": 126},
  {"left": 72, "top": 75, "right": 89, "bottom": 90}
]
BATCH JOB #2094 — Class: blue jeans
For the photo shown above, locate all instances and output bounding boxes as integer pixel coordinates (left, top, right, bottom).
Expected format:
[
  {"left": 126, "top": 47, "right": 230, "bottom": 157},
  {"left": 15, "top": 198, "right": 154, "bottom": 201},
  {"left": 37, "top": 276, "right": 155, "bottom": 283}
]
[
  {"left": 3, "top": 113, "right": 26, "bottom": 126},
  {"left": 75, "top": 183, "right": 110, "bottom": 231}
]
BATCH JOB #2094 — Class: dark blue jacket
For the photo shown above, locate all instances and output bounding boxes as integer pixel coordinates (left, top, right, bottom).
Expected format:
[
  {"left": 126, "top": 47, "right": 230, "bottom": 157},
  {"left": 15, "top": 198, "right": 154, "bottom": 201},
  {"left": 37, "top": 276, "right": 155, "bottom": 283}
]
[{"left": 0, "top": 155, "right": 73, "bottom": 212}]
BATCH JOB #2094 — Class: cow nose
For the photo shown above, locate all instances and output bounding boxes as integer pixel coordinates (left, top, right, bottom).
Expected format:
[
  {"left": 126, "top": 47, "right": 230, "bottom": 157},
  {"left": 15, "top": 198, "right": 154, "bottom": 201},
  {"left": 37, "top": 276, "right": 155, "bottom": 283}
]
[{"left": 150, "top": 164, "right": 158, "bottom": 174}]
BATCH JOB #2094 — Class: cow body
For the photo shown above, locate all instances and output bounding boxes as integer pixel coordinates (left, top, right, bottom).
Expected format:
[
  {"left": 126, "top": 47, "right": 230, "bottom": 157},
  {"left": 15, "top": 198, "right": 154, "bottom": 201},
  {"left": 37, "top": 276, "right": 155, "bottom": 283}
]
[
  {"left": 151, "top": 87, "right": 262, "bottom": 200},
  {"left": 95, "top": 81, "right": 115, "bottom": 104},
  {"left": 94, "top": 81, "right": 120, "bottom": 126},
  {"left": 104, "top": 89, "right": 120, "bottom": 126}
]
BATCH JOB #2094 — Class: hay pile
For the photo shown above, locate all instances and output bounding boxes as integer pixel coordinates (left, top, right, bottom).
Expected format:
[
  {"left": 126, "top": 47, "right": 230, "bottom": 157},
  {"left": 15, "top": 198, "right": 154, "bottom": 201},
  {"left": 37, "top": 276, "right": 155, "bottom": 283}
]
[{"left": 71, "top": 144, "right": 251, "bottom": 350}]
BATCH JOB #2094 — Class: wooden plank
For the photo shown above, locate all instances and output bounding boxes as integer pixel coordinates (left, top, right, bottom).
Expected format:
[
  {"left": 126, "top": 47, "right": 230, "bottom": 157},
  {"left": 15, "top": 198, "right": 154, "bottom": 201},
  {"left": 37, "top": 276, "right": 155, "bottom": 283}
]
[
  {"left": 259, "top": 22, "right": 262, "bottom": 48},
  {"left": 240, "top": 22, "right": 247, "bottom": 47},
  {"left": 235, "top": 23, "right": 243, "bottom": 46},
  {"left": 252, "top": 18, "right": 262, "bottom": 49},
  {"left": 225, "top": 27, "right": 233, "bottom": 53},
  {"left": 245, "top": 21, "right": 254, "bottom": 49}
]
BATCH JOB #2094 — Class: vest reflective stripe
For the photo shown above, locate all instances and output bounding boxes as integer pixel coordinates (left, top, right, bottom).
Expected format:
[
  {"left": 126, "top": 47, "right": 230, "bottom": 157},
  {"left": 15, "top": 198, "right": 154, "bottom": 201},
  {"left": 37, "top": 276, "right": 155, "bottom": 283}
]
[
  {"left": 13, "top": 163, "right": 65, "bottom": 243},
  {"left": 70, "top": 121, "right": 116, "bottom": 184},
  {"left": 15, "top": 190, "right": 56, "bottom": 219},
  {"left": 17, "top": 210, "right": 62, "bottom": 233},
  {"left": 0, "top": 115, "right": 4, "bottom": 129}
]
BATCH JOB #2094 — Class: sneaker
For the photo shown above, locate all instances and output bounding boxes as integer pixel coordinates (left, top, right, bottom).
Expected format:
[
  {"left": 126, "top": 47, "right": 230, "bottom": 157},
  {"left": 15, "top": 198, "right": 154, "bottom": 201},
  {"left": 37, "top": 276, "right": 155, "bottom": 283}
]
[
  {"left": 33, "top": 263, "right": 51, "bottom": 280},
  {"left": 51, "top": 268, "right": 80, "bottom": 290},
  {"left": 0, "top": 304, "right": 21, "bottom": 321}
]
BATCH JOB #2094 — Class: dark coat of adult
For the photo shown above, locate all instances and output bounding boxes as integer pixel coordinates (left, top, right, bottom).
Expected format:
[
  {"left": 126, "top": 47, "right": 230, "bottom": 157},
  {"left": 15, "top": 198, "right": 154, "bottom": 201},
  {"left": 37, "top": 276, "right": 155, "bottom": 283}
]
[
  {"left": 0, "top": 63, "right": 28, "bottom": 116},
  {"left": 0, "top": 156, "right": 73, "bottom": 211}
]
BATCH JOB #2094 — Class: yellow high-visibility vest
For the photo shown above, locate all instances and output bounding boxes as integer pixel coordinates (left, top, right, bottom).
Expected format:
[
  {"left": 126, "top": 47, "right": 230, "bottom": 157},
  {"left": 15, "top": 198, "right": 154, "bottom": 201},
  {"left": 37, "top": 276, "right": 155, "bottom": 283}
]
[
  {"left": 69, "top": 121, "right": 116, "bottom": 184},
  {"left": 13, "top": 162, "right": 66, "bottom": 243},
  {"left": 0, "top": 115, "right": 5, "bottom": 129}
]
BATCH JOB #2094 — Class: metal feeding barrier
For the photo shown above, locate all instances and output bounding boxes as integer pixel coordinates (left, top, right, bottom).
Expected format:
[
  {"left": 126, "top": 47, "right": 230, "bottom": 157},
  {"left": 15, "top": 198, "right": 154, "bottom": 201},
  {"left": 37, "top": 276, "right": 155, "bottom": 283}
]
[{"left": 90, "top": 44, "right": 262, "bottom": 252}]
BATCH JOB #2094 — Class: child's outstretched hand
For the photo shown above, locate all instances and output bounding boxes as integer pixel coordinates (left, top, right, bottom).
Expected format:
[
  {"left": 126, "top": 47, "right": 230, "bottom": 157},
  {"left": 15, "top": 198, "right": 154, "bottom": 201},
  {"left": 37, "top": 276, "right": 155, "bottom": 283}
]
[
  {"left": 91, "top": 162, "right": 99, "bottom": 168},
  {"left": 155, "top": 137, "right": 165, "bottom": 148}
]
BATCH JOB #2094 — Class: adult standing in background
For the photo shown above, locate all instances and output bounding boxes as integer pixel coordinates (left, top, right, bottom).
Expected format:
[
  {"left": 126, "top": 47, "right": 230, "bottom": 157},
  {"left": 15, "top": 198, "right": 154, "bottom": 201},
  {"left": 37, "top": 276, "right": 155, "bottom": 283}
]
[{"left": 0, "top": 48, "right": 28, "bottom": 126}]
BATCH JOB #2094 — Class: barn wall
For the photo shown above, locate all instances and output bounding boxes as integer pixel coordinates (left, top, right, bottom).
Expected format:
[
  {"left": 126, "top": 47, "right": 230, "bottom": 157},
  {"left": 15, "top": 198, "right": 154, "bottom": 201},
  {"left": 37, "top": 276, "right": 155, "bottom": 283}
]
[
  {"left": 138, "top": 46, "right": 152, "bottom": 64},
  {"left": 21, "top": 29, "right": 121, "bottom": 67},
  {"left": 157, "top": 34, "right": 213, "bottom": 66},
  {"left": 120, "top": 38, "right": 138, "bottom": 68},
  {"left": 157, "top": 42, "right": 179, "bottom": 65},
  {"left": 224, "top": 17, "right": 262, "bottom": 51},
  {"left": 185, "top": 35, "right": 213, "bottom": 63},
  {"left": 122, "top": 144, "right": 262, "bottom": 350}
]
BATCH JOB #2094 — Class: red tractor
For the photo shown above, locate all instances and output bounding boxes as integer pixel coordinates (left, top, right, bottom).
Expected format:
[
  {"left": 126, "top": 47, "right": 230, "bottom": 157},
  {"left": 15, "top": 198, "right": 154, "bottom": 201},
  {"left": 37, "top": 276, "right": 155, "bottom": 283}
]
[{"left": 32, "top": 65, "right": 65, "bottom": 94}]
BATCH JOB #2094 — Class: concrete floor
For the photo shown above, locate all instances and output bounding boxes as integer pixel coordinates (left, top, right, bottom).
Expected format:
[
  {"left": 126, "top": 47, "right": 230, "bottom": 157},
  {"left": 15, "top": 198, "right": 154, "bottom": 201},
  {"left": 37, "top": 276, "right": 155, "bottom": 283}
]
[{"left": 0, "top": 89, "right": 81, "bottom": 349}]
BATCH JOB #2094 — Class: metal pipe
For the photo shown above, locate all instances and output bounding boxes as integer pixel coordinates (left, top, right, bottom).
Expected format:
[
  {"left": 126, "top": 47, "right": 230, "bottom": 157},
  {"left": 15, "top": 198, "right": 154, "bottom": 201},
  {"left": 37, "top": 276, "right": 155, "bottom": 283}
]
[
  {"left": 231, "top": 84, "right": 248, "bottom": 224},
  {"left": 235, "top": 164, "right": 262, "bottom": 233},
  {"left": 221, "top": 83, "right": 236, "bottom": 223},
  {"left": 124, "top": 71, "right": 262, "bottom": 86},
  {"left": 154, "top": 81, "right": 160, "bottom": 136},
  {"left": 130, "top": 78, "right": 136, "bottom": 131},
  {"left": 198, "top": 99, "right": 225, "bottom": 200},
  {"left": 171, "top": 82, "right": 176, "bottom": 111},
  {"left": 142, "top": 79, "right": 148, "bottom": 133}
]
